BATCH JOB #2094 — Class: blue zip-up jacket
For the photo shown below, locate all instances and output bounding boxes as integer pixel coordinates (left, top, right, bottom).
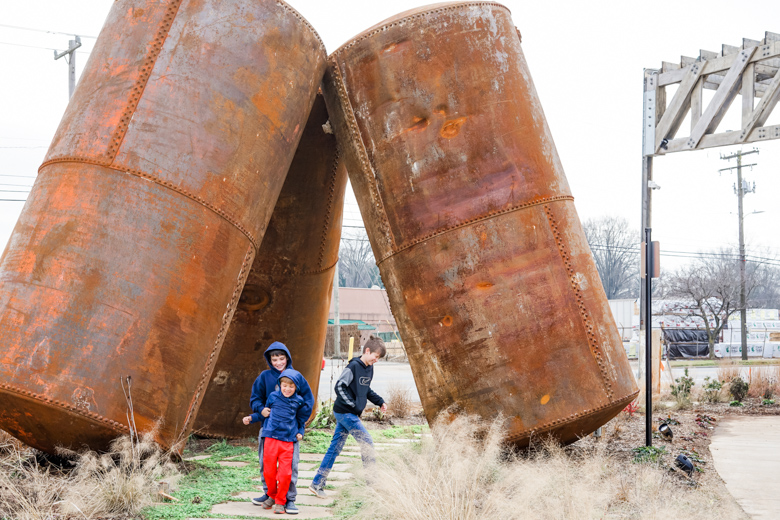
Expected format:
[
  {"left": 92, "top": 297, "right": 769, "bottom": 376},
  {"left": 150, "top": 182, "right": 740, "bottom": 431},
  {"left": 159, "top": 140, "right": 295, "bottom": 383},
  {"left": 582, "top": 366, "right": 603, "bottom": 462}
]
[
  {"left": 249, "top": 342, "right": 313, "bottom": 426},
  {"left": 248, "top": 369, "right": 308, "bottom": 442},
  {"left": 333, "top": 356, "right": 384, "bottom": 415}
]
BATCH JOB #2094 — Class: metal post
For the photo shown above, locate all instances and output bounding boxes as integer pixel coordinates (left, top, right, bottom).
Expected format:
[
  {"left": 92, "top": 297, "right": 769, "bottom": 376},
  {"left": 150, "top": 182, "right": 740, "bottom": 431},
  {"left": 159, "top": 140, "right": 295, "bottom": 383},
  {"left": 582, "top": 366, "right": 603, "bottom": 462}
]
[
  {"left": 639, "top": 69, "right": 656, "bottom": 383},
  {"left": 54, "top": 36, "right": 82, "bottom": 99},
  {"left": 334, "top": 259, "right": 340, "bottom": 359},
  {"left": 645, "top": 228, "right": 653, "bottom": 447}
]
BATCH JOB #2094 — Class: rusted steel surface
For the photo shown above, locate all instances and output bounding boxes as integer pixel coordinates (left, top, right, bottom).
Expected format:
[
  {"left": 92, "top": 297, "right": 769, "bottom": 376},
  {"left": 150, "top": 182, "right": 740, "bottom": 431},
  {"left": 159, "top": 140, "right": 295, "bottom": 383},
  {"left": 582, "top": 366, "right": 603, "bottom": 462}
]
[
  {"left": 322, "top": 1, "right": 638, "bottom": 446},
  {"left": 0, "top": 0, "right": 326, "bottom": 454},
  {"left": 195, "top": 95, "right": 346, "bottom": 439}
]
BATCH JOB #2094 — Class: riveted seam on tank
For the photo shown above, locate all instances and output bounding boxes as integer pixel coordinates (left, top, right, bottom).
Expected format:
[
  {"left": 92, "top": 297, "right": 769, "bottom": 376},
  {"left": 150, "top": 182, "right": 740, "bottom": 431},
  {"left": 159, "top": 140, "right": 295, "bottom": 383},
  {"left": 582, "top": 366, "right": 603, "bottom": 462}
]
[
  {"left": 297, "top": 256, "right": 339, "bottom": 276},
  {"left": 105, "top": 0, "right": 184, "bottom": 162},
  {"left": 327, "top": 56, "right": 395, "bottom": 253},
  {"left": 331, "top": 2, "right": 512, "bottom": 57},
  {"left": 375, "top": 195, "right": 574, "bottom": 266},
  {"left": 543, "top": 204, "right": 614, "bottom": 401},
  {"left": 317, "top": 146, "right": 340, "bottom": 270},
  {"left": 275, "top": 0, "right": 326, "bottom": 53},
  {"left": 0, "top": 382, "right": 131, "bottom": 434},
  {"left": 37, "top": 156, "right": 259, "bottom": 251},
  {"left": 179, "top": 245, "right": 254, "bottom": 437},
  {"left": 503, "top": 389, "right": 639, "bottom": 444}
]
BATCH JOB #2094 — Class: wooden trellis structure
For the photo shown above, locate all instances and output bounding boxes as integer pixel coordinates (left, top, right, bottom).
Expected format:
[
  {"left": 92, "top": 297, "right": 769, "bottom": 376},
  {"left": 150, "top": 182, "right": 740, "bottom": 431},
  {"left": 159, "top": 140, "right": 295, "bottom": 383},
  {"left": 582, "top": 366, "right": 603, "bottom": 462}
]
[{"left": 639, "top": 31, "right": 780, "bottom": 354}]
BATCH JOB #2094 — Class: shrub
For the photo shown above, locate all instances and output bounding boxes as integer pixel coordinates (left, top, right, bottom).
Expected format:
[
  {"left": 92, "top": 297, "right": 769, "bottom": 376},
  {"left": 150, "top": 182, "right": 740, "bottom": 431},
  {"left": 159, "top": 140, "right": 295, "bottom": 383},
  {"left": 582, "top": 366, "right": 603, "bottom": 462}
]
[
  {"left": 670, "top": 368, "right": 695, "bottom": 408},
  {"left": 701, "top": 377, "right": 723, "bottom": 403},
  {"left": 310, "top": 400, "right": 336, "bottom": 429},
  {"left": 729, "top": 377, "right": 749, "bottom": 403},
  {"left": 386, "top": 382, "right": 413, "bottom": 419},
  {"left": 716, "top": 360, "right": 741, "bottom": 384}
]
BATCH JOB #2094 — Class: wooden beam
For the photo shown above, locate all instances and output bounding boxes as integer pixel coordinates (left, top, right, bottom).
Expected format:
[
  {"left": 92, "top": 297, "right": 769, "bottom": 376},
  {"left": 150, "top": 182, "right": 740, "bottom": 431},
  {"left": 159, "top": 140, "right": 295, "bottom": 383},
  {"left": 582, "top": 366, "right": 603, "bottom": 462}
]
[
  {"left": 723, "top": 44, "right": 740, "bottom": 56},
  {"left": 744, "top": 38, "right": 762, "bottom": 49},
  {"left": 658, "top": 41, "right": 780, "bottom": 86},
  {"left": 766, "top": 31, "right": 780, "bottom": 43},
  {"left": 687, "top": 47, "right": 758, "bottom": 149},
  {"left": 743, "top": 63, "right": 755, "bottom": 127},
  {"left": 662, "top": 61, "right": 681, "bottom": 73},
  {"left": 700, "top": 49, "right": 719, "bottom": 61},
  {"left": 654, "top": 61, "right": 706, "bottom": 152},
  {"left": 739, "top": 65, "right": 780, "bottom": 142},
  {"left": 656, "top": 123, "right": 780, "bottom": 154},
  {"left": 691, "top": 77, "right": 703, "bottom": 132}
]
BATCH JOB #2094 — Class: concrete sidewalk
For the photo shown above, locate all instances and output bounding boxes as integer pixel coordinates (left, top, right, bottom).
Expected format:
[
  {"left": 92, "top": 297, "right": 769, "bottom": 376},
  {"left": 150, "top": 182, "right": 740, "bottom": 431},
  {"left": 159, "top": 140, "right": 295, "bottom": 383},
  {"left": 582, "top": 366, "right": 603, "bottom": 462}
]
[{"left": 710, "top": 416, "right": 780, "bottom": 519}]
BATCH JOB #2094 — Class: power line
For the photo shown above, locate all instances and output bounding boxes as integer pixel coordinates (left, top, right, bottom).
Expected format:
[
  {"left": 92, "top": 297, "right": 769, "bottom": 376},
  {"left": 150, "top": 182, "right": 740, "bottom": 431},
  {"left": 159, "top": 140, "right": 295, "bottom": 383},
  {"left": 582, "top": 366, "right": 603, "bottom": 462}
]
[
  {"left": 0, "top": 41, "right": 90, "bottom": 54},
  {"left": 0, "top": 199, "right": 27, "bottom": 202},
  {"left": 0, "top": 174, "right": 37, "bottom": 179},
  {"left": 0, "top": 23, "right": 98, "bottom": 39}
]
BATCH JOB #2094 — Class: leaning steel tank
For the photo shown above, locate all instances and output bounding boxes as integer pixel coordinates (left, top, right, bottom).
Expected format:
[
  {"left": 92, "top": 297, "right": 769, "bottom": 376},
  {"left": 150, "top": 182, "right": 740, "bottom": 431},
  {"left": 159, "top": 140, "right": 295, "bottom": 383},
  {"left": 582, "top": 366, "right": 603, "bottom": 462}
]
[
  {"left": 195, "top": 94, "right": 347, "bottom": 439},
  {"left": 322, "top": 1, "right": 638, "bottom": 445},
  {"left": 0, "top": 0, "right": 326, "bottom": 453}
]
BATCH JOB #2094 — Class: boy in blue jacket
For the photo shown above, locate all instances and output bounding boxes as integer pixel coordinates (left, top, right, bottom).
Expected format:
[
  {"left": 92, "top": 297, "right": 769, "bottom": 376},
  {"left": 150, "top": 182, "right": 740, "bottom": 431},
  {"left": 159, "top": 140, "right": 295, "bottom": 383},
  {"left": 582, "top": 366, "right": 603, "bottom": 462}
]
[
  {"left": 244, "top": 342, "right": 313, "bottom": 515},
  {"left": 244, "top": 369, "right": 309, "bottom": 514},
  {"left": 309, "top": 336, "right": 387, "bottom": 498}
]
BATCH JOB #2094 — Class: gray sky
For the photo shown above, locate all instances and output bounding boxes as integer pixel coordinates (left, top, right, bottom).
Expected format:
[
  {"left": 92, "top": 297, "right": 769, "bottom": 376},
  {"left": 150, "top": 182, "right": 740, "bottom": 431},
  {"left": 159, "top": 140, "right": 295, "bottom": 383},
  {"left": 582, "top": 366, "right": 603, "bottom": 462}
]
[{"left": 2, "top": 0, "right": 780, "bottom": 272}]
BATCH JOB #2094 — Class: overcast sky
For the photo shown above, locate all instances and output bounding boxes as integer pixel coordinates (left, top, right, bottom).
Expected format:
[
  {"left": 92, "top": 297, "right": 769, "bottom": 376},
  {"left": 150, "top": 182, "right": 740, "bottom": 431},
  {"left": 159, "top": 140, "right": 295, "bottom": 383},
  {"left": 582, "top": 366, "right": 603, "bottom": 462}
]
[{"left": 3, "top": 0, "right": 780, "bottom": 273}]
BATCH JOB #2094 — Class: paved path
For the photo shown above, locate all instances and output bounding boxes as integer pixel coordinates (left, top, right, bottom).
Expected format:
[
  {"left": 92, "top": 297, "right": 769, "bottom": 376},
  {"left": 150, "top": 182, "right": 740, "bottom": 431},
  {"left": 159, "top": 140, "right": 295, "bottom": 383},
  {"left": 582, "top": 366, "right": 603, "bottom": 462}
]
[
  {"left": 710, "top": 416, "right": 780, "bottom": 519},
  {"left": 183, "top": 436, "right": 420, "bottom": 519}
]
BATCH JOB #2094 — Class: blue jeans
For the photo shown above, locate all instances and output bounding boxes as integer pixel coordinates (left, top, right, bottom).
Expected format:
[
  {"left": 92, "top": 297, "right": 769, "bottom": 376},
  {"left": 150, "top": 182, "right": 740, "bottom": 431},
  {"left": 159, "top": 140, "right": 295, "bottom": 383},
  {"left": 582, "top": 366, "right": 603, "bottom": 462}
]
[
  {"left": 311, "top": 412, "right": 374, "bottom": 488},
  {"left": 258, "top": 434, "right": 300, "bottom": 502}
]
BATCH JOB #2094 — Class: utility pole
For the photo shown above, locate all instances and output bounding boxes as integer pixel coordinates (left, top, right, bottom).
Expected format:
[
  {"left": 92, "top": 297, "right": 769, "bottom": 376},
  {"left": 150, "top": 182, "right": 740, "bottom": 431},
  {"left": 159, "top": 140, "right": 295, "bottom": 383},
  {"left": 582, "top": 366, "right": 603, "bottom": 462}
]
[
  {"left": 719, "top": 149, "right": 759, "bottom": 361},
  {"left": 54, "top": 35, "right": 82, "bottom": 99}
]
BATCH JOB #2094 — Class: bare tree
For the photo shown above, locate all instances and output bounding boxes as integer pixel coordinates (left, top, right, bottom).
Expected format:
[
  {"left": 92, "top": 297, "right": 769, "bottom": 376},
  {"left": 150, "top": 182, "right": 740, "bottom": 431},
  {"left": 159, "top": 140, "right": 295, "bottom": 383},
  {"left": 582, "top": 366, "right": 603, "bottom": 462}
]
[
  {"left": 583, "top": 216, "right": 639, "bottom": 299},
  {"left": 663, "top": 248, "right": 773, "bottom": 360},
  {"left": 338, "top": 229, "right": 384, "bottom": 288}
]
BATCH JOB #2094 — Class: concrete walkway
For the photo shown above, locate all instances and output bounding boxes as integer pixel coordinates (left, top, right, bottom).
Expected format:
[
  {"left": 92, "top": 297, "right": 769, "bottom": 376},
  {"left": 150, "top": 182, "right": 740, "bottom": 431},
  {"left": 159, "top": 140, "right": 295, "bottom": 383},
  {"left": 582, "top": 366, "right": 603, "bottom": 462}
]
[{"left": 710, "top": 416, "right": 780, "bottom": 519}]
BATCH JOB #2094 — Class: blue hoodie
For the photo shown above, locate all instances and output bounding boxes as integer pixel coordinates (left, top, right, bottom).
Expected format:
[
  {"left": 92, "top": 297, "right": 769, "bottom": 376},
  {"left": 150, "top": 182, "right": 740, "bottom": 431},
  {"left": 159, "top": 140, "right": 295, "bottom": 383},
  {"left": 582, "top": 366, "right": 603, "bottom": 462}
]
[
  {"left": 249, "top": 342, "right": 313, "bottom": 427},
  {"left": 249, "top": 369, "right": 308, "bottom": 442}
]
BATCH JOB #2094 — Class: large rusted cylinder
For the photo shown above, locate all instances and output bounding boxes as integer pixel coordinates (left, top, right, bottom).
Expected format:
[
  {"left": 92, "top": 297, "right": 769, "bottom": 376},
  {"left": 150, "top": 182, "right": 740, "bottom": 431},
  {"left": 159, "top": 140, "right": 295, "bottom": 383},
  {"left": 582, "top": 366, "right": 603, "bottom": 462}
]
[
  {"left": 322, "top": 2, "right": 638, "bottom": 445},
  {"left": 0, "top": 0, "right": 325, "bottom": 453},
  {"left": 195, "top": 95, "right": 346, "bottom": 439}
]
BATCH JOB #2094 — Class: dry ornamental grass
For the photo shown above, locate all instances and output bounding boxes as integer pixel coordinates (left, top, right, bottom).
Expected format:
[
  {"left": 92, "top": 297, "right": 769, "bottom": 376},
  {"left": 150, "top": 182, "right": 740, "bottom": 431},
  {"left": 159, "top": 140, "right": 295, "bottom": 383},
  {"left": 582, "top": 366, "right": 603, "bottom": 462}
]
[{"left": 342, "top": 415, "right": 747, "bottom": 520}]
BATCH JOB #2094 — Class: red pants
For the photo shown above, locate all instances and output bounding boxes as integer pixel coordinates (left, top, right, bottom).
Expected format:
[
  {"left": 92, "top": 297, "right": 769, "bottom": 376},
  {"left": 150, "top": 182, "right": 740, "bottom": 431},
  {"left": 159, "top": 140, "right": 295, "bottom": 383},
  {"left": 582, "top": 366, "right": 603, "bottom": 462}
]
[{"left": 263, "top": 438, "right": 294, "bottom": 505}]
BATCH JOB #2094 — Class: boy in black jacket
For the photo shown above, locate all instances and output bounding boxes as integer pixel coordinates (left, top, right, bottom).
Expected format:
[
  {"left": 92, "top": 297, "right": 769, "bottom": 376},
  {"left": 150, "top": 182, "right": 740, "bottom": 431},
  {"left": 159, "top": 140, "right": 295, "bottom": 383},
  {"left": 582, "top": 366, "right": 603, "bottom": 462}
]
[{"left": 309, "top": 336, "right": 387, "bottom": 498}]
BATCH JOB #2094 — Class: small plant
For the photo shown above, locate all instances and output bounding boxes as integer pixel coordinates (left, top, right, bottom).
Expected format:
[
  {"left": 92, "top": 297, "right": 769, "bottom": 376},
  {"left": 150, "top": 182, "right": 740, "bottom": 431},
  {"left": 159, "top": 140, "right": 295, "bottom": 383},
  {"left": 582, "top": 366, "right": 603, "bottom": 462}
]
[
  {"left": 386, "top": 382, "right": 413, "bottom": 419},
  {"left": 670, "top": 368, "right": 695, "bottom": 408},
  {"left": 701, "top": 376, "right": 723, "bottom": 403},
  {"left": 310, "top": 400, "right": 336, "bottom": 429},
  {"left": 622, "top": 400, "right": 639, "bottom": 418},
  {"left": 632, "top": 445, "right": 666, "bottom": 464},
  {"left": 729, "top": 377, "right": 750, "bottom": 403},
  {"left": 729, "top": 400, "right": 744, "bottom": 407},
  {"left": 371, "top": 406, "right": 387, "bottom": 422},
  {"left": 762, "top": 398, "right": 776, "bottom": 406}
]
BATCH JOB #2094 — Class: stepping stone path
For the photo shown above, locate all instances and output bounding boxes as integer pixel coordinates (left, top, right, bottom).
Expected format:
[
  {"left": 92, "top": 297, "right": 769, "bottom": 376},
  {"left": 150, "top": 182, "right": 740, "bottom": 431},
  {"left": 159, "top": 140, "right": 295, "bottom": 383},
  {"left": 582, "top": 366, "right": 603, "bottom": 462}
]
[{"left": 184, "top": 436, "right": 421, "bottom": 519}]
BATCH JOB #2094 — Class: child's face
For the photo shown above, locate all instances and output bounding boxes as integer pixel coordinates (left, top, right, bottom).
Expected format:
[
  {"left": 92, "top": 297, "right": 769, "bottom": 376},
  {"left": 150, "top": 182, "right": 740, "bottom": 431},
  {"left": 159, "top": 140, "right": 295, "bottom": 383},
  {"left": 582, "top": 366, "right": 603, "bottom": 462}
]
[
  {"left": 280, "top": 380, "right": 296, "bottom": 398},
  {"left": 362, "top": 349, "right": 381, "bottom": 366},
  {"left": 270, "top": 353, "right": 287, "bottom": 371}
]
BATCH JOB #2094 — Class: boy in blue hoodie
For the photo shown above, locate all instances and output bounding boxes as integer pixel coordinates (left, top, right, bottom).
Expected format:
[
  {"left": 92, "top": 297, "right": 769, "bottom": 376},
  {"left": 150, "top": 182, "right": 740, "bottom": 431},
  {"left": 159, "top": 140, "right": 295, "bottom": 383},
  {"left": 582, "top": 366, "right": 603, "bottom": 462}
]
[
  {"left": 243, "top": 369, "right": 309, "bottom": 514},
  {"left": 244, "top": 342, "right": 313, "bottom": 515}
]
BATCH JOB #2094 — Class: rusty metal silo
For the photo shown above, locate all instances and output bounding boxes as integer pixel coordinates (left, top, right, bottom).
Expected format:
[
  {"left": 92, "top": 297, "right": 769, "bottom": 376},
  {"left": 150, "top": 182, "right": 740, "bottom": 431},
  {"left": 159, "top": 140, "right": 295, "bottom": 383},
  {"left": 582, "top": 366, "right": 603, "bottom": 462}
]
[
  {"left": 322, "top": 1, "right": 638, "bottom": 446},
  {"left": 0, "top": 0, "right": 326, "bottom": 453},
  {"left": 195, "top": 95, "right": 346, "bottom": 439}
]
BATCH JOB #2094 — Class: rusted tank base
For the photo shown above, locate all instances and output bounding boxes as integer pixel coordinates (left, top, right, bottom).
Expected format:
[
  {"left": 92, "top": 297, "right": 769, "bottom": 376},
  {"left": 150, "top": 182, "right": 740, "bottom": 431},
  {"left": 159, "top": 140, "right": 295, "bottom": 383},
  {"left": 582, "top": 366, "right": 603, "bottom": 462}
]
[
  {"left": 504, "top": 390, "right": 639, "bottom": 447},
  {"left": 0, "top": 385, "right": 129, "bottom": 452}
]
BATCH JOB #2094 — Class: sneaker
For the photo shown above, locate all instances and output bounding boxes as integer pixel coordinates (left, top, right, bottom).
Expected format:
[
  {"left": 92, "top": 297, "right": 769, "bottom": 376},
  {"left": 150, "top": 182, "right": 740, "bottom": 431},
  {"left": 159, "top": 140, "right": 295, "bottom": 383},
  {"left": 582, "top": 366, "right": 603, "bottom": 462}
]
[
  {"left": 251, "top": 494, "right": 269, "bottom": 506},
  {"left": 261, "top": 497, "right": 275, "bottom": 509},
  {"left": 285, "top": 501, "right": 299, "bottom": 514},
  {"left": 273, "top": 503, "right": 285, "bottom": 514},
  {"left": 308, "top": 484, "right": 328, "bottom": 499}
]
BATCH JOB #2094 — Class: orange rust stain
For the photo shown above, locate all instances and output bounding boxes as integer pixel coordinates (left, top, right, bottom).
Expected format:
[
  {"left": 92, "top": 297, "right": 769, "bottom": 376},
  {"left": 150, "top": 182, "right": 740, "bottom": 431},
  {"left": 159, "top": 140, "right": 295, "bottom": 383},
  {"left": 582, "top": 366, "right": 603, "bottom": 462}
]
[
  {"left": 480, "top": 232, "right": 488, "bottom": 241},
  {"left": 133, "top": 7, "right": 145, "bottom": 19},
  {"left": 540, "top": 394, "right": 550, "bottom": 405},
  {"left": 476, "top": 282, "right": 493, "bottom": 289},
  {"left": 440, "top": 116, "right": 467, "bottom": 139},
  {"left": 404, "top": 116, "right": 429, "bottom": 134},
  {"left": 383, "top": 43, "right": 398, "bottom": 53},
  {"left": 441, "top": 315, "right": 453, "bottom": 327}
]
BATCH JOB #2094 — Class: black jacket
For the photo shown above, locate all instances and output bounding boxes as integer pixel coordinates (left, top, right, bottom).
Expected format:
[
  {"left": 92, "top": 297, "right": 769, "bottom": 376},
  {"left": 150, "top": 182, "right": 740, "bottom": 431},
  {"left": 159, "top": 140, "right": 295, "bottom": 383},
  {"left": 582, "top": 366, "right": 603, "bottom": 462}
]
[{"left": 333, "top": 357, "right": 384, "bottom": 415}]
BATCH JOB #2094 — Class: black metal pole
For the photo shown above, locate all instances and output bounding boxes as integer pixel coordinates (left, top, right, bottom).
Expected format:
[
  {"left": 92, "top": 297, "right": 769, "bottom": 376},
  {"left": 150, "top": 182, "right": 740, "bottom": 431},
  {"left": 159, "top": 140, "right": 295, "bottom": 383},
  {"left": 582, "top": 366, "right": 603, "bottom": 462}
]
[{"left": 645, "top": 227, "right": 653, "bottom": 447}]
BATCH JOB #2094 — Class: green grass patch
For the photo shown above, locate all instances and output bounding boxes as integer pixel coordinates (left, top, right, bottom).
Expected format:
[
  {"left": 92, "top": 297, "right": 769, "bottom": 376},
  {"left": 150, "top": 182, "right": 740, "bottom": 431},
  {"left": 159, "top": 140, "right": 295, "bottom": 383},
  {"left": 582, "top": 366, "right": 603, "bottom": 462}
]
[
  {"left": 373, "top": 425, "right": 427, "bottom": 439},
  {"left": 142, "top": 463, "right": 257, "bottom": 520},
  {"left": 632, "top": 445, "right": 666, "bottom": 464},
  {"left": 203, "top": 439, "right": 254, "bottom": 459},
  {"left": 670, "top": 359, "right": 780, "bottom": 368}
]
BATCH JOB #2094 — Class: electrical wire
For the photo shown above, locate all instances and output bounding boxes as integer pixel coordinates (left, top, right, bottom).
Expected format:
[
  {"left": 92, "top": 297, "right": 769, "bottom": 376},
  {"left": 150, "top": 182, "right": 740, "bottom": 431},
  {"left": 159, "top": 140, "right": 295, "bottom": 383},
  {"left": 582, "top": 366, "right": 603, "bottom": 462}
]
[{"left": 0, "top": 23, "right": 98, "bottom": 39}]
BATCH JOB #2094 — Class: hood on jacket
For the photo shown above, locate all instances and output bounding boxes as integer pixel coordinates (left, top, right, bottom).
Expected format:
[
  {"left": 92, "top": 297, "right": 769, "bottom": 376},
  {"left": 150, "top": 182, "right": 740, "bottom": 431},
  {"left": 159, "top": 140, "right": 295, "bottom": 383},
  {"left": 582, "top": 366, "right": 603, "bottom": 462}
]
[
  {"left": 264, "top": 341, "right": 293, "bottom": 373},
  {"left": 278, "top": 368, "right": 307, "bottom": 394}
]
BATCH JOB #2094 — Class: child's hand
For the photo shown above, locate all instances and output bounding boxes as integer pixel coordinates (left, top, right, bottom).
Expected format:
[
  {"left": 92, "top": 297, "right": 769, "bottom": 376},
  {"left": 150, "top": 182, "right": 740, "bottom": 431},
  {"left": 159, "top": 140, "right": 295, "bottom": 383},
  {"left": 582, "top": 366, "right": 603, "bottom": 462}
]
[
  {"left": 296, "top": 433, "right": 303, "bottom": 441},
  {"left": 242, "top": 416, "right": 252, "bottom": 425},
  {"left": 261, "top": 407, "right": 271, "bottom": 418},
  {"left": 380, "top": 403, "right": 387, "bottom": 413}
]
